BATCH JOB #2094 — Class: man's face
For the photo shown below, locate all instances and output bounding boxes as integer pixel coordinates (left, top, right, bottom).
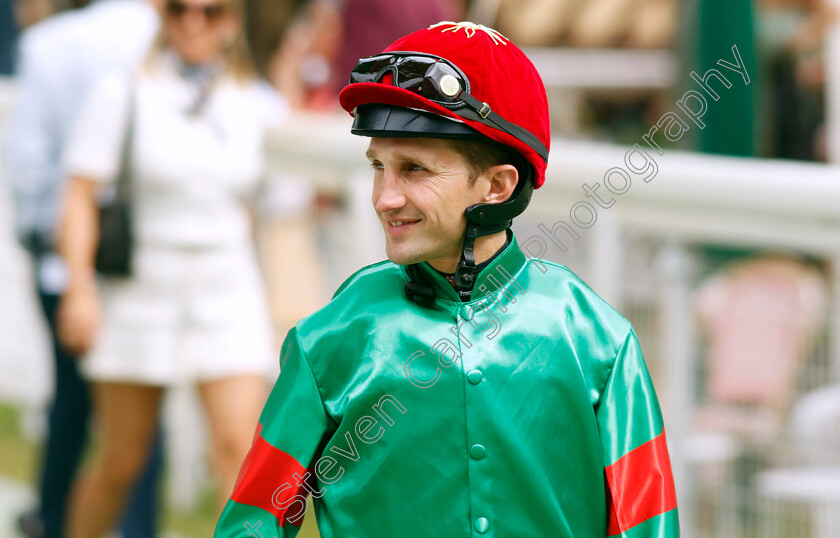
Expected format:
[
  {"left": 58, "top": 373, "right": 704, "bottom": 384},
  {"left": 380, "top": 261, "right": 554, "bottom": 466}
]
[{"left": 366, "top": 137, "right": 486, "bottom": 272}]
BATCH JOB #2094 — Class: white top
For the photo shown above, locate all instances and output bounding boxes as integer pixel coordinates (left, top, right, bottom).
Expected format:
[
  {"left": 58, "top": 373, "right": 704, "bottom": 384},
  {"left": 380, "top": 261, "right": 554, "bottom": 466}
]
[
  {"left": 64, "top": 52, "right": 287, "bottom": 248},
  {"left": 5, "top": 0, "right": 159, "bottom": 243}
]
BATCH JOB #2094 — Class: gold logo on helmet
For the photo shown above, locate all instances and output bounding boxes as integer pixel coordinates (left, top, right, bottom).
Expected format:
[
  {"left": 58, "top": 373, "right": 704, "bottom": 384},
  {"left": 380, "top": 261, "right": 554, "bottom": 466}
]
[{"left": 429, "top": 21, "right": 509, "bottom": 46}]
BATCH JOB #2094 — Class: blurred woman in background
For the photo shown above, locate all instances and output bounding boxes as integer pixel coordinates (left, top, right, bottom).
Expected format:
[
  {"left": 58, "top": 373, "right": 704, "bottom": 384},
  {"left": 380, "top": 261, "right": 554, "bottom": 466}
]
[{"left": 56, "top": 0, "right": 284, "bottom": 535}]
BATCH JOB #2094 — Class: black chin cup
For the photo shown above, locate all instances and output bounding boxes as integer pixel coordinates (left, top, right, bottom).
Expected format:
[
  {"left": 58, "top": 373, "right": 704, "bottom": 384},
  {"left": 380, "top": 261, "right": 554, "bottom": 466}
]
[
  {"left": 452, "top": 178, "right": 534, "bottom": 289},
  {"left": 464, "top": 172, "right": 533, "bottom": 226}
]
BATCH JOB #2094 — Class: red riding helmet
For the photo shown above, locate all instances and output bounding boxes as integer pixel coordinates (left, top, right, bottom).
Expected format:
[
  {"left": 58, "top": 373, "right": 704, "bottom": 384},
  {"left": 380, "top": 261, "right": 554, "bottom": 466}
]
[{"left": 339, "top": 21, "right": 551, "bottom": 188}]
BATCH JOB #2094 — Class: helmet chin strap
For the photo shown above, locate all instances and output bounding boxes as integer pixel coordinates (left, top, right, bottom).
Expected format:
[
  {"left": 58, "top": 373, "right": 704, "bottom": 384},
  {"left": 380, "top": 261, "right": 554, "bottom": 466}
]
[
  {"left": 453, "top": 178, "right": 534, "bottom": 289},
  {"left": 453, "top": 219, "right": 511, "bottom": 289}
]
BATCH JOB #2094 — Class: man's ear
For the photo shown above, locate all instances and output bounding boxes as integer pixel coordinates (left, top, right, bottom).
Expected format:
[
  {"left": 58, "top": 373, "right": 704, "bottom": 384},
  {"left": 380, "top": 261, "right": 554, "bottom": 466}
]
[{"left": 482, "top": 164, "right": 519, "bottom": 204}]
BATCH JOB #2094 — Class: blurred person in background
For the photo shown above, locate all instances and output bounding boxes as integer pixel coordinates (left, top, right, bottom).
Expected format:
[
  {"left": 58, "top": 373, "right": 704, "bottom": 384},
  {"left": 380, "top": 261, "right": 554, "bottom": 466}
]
[
  {"left": 269, "top": 0, "right": 341, "bottom": 110},
  {"left": 2, "top": 0, "right": 85, "bottom": 72},
  {"left": 332, "top": 0, "right": 461, "bottom": 94},
  {"left": 758, "top": 0, "right": 835, "bottom": 160},
  {"left": 4, "top": 0, "right": 163, "bottom": 536},
  {"left": 269, "top": 0, "right": 461, "bottom": 110},
  {"left": 56, "top": 0, "right": 286, "bottom": 535}
]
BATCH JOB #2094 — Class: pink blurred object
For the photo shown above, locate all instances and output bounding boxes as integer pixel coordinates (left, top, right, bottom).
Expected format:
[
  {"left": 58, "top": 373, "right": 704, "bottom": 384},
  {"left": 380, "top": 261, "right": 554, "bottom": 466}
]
[{"left": 693, "top": 256, "right": 827, "bottom": 436}]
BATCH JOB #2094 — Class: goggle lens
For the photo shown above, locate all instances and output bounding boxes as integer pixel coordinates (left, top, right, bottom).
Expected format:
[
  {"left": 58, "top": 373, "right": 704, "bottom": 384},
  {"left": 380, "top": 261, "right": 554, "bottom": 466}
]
[{"left": 349, "top": 53, "right": 469, "bottom": 107}]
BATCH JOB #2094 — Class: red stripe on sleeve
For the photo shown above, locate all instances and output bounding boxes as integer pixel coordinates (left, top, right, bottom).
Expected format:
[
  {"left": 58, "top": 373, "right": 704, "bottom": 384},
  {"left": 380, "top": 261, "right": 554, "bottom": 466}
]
[
  {"left": 230, "top": 424, "right": 308, "bottom": 528},
  {"left": 605, "top": 430, "right": 677, "bottom": 535}
]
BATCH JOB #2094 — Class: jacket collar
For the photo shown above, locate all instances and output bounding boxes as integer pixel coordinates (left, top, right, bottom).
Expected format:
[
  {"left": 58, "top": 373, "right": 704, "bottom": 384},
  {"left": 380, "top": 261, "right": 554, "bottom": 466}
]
[{"left": 401, "top": 230, "right": 529, "bottom": 305}]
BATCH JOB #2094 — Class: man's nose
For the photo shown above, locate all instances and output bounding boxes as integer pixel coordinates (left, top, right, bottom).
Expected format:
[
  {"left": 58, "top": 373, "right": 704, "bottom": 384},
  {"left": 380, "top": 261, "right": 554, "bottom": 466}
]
[{"left": 373, "top": 171, "right": 406, "bottom": 213}]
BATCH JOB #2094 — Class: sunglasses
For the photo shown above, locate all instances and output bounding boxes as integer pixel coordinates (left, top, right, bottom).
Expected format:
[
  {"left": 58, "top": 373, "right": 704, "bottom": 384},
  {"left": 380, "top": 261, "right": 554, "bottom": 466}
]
[
  {"left": 165, "top": 1, "right": 229, "bottom": 21},
  {"left": 348, "top": 51, "right": 549, "bottom": 163}
]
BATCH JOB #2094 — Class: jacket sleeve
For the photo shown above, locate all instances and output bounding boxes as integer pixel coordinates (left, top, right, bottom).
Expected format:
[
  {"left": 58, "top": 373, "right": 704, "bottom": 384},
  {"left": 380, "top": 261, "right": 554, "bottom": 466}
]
[
  {"left": 4, "top": 32, "right": 60, "bottom": 241},
  {"left": 596, "top": 329, "right": 680, "bottom": 537},
  {"left": 215, "top": 327, "right": 330, "bottom": 537}
]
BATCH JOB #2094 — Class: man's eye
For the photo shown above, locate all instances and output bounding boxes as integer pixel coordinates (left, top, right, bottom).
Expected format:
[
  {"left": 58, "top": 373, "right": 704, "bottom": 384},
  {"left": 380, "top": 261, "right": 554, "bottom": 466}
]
[
  {"left": 406, "top": 163, "right": 425, "bottom": 172},
  {"left": 369, "top": 161, "right": 384, "bottom": 170}
]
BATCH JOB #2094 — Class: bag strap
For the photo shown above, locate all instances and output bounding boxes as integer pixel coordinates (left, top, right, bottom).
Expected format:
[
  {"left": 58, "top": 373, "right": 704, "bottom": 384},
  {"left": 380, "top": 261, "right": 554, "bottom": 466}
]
[{"left": 114, "top": 77, "right": 135, "bottom": 202}]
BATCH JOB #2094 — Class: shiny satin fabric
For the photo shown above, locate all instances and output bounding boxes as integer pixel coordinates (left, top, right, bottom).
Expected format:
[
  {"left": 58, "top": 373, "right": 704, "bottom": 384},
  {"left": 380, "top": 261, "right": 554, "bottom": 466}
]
[{"left": 216, "top": 233, "right": 679, "bottom": 537}]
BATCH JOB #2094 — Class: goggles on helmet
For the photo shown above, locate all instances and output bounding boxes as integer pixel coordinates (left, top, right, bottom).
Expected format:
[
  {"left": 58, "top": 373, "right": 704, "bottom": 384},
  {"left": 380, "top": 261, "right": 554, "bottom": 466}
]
[
  {"left": 350, "top": 52, "right": 470, "bottom": 109},
  {"left": 348, "top": 51, "right": 549, "bottom": 165}
]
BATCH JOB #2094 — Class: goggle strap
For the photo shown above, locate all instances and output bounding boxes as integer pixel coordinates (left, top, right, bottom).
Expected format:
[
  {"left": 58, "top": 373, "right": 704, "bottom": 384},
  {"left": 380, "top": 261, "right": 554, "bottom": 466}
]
[{"left": 458, "top": 92, "right": 548, "bottom": 163}]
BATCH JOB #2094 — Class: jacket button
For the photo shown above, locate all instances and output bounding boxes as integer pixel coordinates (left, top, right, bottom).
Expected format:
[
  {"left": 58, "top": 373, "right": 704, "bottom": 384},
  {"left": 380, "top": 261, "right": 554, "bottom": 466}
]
[
  {"left": 467, "top": 369, "right": 483, "bottom": 384},
  {"left": 474, "top": 517, "right": 490, "bottom": 534},
  {"left": 469, "top": 444, "right": 486, "bottom": 460}
]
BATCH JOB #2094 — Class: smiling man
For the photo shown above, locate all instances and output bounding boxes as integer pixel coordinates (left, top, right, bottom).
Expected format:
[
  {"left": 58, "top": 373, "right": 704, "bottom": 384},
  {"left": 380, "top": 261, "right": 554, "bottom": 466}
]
[{"left": 216, "top": 21, "right": 679, "bottom": 538}]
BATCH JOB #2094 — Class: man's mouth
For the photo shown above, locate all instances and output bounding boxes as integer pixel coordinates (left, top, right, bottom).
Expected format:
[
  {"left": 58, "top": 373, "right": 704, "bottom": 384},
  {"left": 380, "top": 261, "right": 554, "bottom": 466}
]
[
  {"left": 385, "top": 219, "right": 421, "bottom": 234},
  {"left": 388, "top": 220, "right": 420, "bottom": 227}
]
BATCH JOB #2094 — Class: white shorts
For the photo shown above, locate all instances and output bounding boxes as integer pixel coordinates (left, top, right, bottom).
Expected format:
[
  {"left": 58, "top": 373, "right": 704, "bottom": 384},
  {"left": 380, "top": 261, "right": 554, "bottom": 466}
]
[{"left": 82, "top": 243, "right": 277, "bottom": 385}]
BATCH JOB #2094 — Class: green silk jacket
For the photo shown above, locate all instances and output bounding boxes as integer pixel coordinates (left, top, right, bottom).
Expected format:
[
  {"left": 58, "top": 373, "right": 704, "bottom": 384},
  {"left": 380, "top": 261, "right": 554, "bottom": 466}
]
[{"left": 215, "top": 234, "right": 679, "bottom": 537}]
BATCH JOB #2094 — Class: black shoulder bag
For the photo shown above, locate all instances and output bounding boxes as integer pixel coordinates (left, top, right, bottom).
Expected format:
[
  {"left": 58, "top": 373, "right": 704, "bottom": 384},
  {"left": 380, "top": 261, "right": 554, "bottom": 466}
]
[{"left": 94, "top": 81, "right": 135, "bottom": 276}]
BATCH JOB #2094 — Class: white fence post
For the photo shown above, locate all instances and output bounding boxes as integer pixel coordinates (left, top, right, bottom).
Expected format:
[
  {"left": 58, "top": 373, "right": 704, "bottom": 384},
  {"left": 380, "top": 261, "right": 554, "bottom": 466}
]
[{"left": 657, "top": 241, "right": 696, "bottom": 535}]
